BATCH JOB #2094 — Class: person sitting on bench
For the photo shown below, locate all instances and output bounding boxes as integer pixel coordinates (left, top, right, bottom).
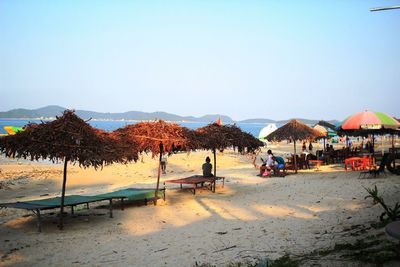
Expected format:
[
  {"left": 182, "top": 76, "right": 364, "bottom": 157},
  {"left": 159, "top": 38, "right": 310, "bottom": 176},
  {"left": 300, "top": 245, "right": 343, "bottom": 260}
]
[{"left": 202, "top": 156, "right": 214, "bottom": 177}]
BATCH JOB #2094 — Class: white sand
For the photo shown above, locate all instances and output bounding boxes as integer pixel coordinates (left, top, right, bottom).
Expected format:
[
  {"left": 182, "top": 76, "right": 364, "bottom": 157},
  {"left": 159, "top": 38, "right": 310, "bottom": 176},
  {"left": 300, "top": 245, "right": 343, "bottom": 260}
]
[{"left": 0, "top": 145, "right": 399, "bottom": 266}]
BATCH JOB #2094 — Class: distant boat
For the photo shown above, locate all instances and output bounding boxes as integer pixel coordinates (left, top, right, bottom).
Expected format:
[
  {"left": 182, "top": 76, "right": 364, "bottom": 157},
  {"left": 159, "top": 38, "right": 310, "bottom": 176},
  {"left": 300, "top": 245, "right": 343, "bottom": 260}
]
[
  {"left": 216, "top": 117, "right": 222, "bottom": 126},
  {"left": 258, "top": 123, "right": 278, "bottom": 143}
]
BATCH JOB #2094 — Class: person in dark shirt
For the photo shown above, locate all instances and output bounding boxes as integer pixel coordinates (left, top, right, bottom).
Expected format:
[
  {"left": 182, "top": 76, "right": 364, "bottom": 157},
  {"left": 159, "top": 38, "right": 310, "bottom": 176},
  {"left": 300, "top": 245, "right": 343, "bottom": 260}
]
[
  {"left": 308, "top": 142, "right": 313, "bottom": 152},
  {"left": 202, "top": 156, "right": 213, "bottom": 177}
]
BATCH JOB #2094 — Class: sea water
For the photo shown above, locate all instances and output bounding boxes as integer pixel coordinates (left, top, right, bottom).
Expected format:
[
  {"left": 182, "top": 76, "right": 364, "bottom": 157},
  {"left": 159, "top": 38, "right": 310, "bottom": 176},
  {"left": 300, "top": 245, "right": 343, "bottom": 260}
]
[{"left": 0, "top": 119, "right": 268, "bottom": 138}]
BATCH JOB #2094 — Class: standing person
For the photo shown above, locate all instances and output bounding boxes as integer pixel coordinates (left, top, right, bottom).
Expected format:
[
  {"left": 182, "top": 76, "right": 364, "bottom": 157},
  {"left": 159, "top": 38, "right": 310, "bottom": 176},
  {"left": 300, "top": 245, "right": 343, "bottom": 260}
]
[
  {"left": 160, "top": 153, "right": 167, "bottom": 174},
  {"left": 308, "top": 142, "right": 313, "bottom": 152},
  {"left": 302, "top": 141, "right": 307, "bottom": 152},
  {"left": 202, "top": 156, "right": 213, "bottom": 177}
]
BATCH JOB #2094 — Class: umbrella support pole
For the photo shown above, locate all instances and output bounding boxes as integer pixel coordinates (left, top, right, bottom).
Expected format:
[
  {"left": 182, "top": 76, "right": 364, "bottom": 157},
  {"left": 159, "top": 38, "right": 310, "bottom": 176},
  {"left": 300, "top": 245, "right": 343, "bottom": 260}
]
[
  {"left": 32, "top": 209, "right": 42, "bottom": 232},
  {"left": 155, "top": 143, "right": 163, "bottom": 205},
  {"left": 213, "top": 148, "right": 217, "bottom": 193},
  {"left": 59, "top": 159, "right": 68, "bottom": 230},
  {"left": 109, "top": 199, "right": 113, "bottom": 218},
  {"left": 392, "top": 134, "right": 396, "bottom": 169},
  {"left": 294, "top": 140, "right": 297, "bottom": 173}
]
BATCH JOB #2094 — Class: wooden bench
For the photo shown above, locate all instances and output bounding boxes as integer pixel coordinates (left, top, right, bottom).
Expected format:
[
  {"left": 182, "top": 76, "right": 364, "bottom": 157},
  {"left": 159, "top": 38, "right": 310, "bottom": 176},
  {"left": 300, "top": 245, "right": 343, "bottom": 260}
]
[{"left": 165, "top": 175, "right": 225, "bottom": 194}]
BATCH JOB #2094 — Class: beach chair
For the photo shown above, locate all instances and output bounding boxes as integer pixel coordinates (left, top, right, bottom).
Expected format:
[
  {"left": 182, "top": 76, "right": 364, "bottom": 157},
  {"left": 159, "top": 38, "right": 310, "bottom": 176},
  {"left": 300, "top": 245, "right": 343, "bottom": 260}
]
[
  {"left": 0, "top": 188, "right": 166, "bottom": 232},
  {"left": 359, "top": 154, "right": 389, "bottom": 179},
  {"left": 272, "top": 156, "right": 287, "bottom": 177},
  {"left": 285, "top": 155, "right": 299, "bottom": 172}
]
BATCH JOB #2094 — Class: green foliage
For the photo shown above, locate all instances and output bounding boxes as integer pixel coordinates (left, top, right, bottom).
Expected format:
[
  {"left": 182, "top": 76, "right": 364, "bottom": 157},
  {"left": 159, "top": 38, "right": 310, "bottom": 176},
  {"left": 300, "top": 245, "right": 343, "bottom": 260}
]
[
  {"left": 268, "top": 254, "right": 299, "bottom": 267},
  {"left": 364, "top": 185, "right": 400, "bottom": 222}
]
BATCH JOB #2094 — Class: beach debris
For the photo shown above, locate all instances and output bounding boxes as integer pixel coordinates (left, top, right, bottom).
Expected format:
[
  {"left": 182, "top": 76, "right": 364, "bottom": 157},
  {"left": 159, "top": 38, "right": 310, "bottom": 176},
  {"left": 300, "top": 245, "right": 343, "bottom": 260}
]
[
  {"left": 213, "top": 245, "right": 237, "bottom": 253},
  {"left": 216, "top": 231, "right": 227, "bottom": 235},
  {"left": 154, "top": 248, "right": 168, "bottom": 253}
]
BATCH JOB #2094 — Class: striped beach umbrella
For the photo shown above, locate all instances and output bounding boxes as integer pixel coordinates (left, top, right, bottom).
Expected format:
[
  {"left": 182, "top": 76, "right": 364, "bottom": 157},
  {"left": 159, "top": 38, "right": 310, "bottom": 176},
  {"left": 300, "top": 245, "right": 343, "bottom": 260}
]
[{"left": 340, "top": 111, "right": 400, "bottom": 131}]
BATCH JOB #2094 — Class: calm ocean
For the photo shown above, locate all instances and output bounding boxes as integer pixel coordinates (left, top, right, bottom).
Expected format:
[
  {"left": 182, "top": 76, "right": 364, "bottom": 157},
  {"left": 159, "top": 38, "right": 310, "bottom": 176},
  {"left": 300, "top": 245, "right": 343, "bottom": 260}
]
[{"left": 0, "top": 119, "right": 269, "bottom": 138}]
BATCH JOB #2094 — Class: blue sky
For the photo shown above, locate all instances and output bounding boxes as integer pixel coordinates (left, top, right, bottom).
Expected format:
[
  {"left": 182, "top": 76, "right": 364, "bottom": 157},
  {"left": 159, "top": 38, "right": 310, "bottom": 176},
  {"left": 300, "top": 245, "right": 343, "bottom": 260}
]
[{"left": 0, "top": 0, "right": 399, "bottom": 120}]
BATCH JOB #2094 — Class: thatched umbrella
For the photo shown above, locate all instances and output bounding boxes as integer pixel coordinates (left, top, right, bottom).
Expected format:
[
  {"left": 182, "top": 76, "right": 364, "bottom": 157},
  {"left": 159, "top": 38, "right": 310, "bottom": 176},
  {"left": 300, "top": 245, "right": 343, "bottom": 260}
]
[
  {"left": 196, "top": 123, "right": 263, "bottom": 181},
  {"left": 112, "top": 120, "right": 198, "bottom": 201},
  {"left": 0, "top": 110, "right": 135, "bottom": 229},
  {"left": 265, "top": 119, "right": 323, "bottom": 173}
]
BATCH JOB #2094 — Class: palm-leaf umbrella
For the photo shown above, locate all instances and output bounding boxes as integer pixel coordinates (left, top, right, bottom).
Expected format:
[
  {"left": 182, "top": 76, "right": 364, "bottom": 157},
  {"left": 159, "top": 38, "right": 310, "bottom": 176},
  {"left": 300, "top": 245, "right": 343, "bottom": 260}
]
[
  {"left": 196, "top": 123, "right": 263, "bottom": 183},
  {"left": 0, "top": 110, "right": 135, "bottom": 229},
  {"left": 313, "top": 123, "right": 337, "bottom": 151},
  {"left": 112, "top": 120, "right": 197, "bottom": 201},
  {"left": 265, "top": 119, "right": 323, "bottom": 173}
]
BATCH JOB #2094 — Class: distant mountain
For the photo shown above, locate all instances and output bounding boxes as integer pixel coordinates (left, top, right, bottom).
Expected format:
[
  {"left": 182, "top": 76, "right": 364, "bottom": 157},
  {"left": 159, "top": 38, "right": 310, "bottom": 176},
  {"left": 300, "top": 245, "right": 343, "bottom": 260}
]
[
  {"left": 238, "top": 118, "right": 276, "bottom": 124},
  {"left": 0, "top": 105, "right": 235, "bottom": 123},
  {"left": 0, "top": 105, "right": 339, "bottom": 125},
  {"left": 238, "top": 118, "right": 339, "bottom": 126}
]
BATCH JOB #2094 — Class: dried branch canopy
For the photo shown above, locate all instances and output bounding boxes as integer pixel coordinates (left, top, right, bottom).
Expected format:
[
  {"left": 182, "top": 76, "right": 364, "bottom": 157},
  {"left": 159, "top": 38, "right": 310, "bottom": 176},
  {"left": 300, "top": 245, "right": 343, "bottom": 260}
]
[
  {"left": 196, "top": 123, "right": 263, "bottom": 153},
  {"left": 0, "top": 110, "right": 137, "bottom": 168},
  {"left": 111, "top": 120, "right": 198, "bottom": 157},
  {"left": 266, "top": 119, "right": 323, "bottom": 142}
]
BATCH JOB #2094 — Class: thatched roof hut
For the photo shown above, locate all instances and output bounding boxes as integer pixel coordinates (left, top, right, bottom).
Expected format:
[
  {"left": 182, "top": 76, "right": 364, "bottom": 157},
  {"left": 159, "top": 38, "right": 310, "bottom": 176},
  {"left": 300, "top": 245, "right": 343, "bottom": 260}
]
[
  {"left": 196, "top": 123, "right": 262, "bottom": 153},
  {"left": 266, "top": 119, "right": 323, "bottom": 173},
  {"left": 196, "top": 123, "right": 263, "bottom": 178},
  {"left": 0, "top": 110, "right": 135, "bottom": 229},
  {"left": 112, "top": 120, "right": 199, "bottom": 200},
  {"left": 266, "top": 119, "right": 323, "bottom": 142},
  {"left": 112, "top": 120, "right": 198, "bottom": 157}
]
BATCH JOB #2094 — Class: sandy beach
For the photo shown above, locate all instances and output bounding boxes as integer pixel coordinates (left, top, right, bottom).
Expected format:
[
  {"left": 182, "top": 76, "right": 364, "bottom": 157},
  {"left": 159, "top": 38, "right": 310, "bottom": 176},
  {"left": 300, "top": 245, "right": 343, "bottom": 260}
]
[{"left": 1, "top": 144, "right": 399, "bottom": 267}]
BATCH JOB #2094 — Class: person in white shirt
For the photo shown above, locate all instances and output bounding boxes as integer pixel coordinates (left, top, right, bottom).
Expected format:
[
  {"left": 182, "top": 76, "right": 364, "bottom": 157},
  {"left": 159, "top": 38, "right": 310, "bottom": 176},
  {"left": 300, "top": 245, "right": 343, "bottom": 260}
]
[
  {"left": 259, "top": 150, "right": 275, "bottom": 176},
  {"left": 160, "top": 153, "right": 167, "bottom": 174}
]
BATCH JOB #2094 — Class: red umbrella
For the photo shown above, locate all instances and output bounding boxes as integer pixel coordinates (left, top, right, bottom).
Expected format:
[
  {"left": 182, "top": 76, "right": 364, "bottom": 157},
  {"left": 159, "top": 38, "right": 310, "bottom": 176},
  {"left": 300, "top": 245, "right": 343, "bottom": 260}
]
[
  {"left": 337, "top": 110, "right": 400, "bottom": 156},
  {"left": 339, "top": 111, "right": 400, "bottom": 132}
]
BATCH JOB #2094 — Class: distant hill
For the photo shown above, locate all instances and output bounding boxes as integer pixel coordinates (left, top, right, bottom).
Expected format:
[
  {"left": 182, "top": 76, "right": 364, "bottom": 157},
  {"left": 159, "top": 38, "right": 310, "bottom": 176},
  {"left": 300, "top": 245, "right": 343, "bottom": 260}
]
[
  {"left": 276, "top": 118, "right": 340, "bottom": 126},
  {"left": 0, "top": 105, "right": 235, "bottom": 123},
  {"left": 238, "top": 118, "right": 339, "bottom": 126},
  {"left": 238, "top": 118, "right": 276, "bottom": 124},
  {"left": 0, "top": 105, "right": 339, "bottom": 125}
]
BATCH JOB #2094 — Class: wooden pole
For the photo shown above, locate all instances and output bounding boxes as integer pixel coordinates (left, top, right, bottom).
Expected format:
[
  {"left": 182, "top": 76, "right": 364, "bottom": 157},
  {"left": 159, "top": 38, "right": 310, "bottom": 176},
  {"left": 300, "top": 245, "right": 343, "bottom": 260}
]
[
  {"left": 213, "top": 148, "right": 217, "bottom": 192},
  {"left": 372, "top": 134, "right": 375, "bottom": 156},
  {"left": 59, "top": 158, "right": 68, "bottom": 230},
  {"left": 381, "top": 135, "right": 384, "bottom": 156},
  {"left": 155, "top": 143, "right": 163, "bottom": 204},
  {"left": 392, "top": 134, "right": 396, "bottom": 169},
  {"left": 294, "top": 140, "right": 297, "bottom": 173}
]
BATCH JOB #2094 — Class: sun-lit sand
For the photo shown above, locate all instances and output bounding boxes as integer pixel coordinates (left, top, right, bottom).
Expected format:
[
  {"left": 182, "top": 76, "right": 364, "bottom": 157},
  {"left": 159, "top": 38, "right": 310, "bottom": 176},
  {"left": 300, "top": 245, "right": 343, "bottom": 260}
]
[{"left": 1, "top": 143, "right": 399, "bottom": 266}]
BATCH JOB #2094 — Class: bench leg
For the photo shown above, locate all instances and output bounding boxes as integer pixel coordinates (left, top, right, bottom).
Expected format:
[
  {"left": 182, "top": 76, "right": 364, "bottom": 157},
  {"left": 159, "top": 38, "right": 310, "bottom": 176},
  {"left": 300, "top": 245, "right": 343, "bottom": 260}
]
[
  {"left": 36, "top": 209, "right": 42, "bottom": 233},
  {"left": 109, "top": 199, "right": 113, "bottom": 218},
  {"left": 71, "top": 206, "right": 74, "bottom": 215},
  {"left": 121, "top": 198, "right": 124, "bottom": 210}
]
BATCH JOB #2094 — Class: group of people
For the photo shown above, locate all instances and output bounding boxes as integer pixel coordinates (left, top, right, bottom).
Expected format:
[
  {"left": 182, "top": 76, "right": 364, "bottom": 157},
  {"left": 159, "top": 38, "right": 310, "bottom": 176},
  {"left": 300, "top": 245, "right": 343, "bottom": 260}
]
[{"left": 259, "top": 150, "right": 286, "bottom": 177}]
